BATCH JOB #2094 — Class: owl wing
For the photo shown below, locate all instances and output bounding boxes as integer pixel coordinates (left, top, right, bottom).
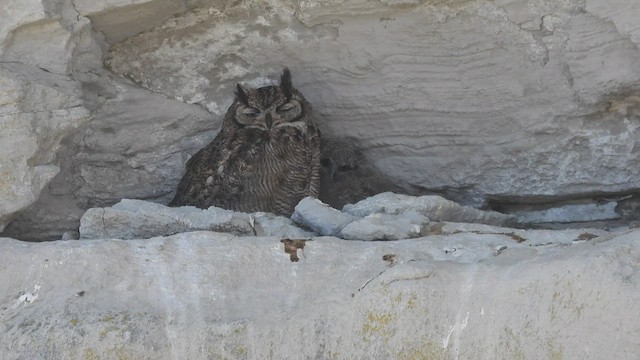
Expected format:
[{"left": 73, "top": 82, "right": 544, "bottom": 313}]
[
  {"left": 169, "top": 133, "right": 229, "bottom": 207},
  {"left": 306, "top": 124, "right": 321, "bottom": 198}
]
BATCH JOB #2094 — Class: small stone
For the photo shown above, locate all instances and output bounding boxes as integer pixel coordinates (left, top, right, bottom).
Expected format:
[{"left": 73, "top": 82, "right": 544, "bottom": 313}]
[
  {"left": 78, "top": 199, "right": 315, "bottom": 240},
  {"left": 79, "top": 199, "right": 254, "bottom": 239},
  {"left": 512, "top": 202, "right": 620, "bottom": 224},
  {"left": 339, "top": 212, "right": 429, "bottom": 241},
  {"left": 291, "top": 197, "right": 357, "bottom": 236}
]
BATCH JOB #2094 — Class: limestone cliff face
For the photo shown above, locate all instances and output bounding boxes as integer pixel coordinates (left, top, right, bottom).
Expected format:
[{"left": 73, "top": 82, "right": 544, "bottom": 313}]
[
  {"left": 1, "top": 0, "right": 640, "bottom": 239},
  {"left": 1, "top": 2, "right": 640, "bottom": 355},
  {"left": 1, "top": 227, "right": 639, "bottom": 359}
]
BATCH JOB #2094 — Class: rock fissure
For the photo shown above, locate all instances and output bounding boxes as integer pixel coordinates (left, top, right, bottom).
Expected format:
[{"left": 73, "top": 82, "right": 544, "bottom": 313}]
[
  {"left": 69, "top": 0, "right": 81, "bottom": 23},
  {"left": 358, "top": 268, "right": 391, "bottom": 293},
  {"left": 99, "top": 208, "right": 111, "bottom": 239}
]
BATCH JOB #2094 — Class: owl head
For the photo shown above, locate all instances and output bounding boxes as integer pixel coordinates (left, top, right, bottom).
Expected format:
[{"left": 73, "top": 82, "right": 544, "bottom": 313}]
[{"left": 231, "top": 68, "right": 311, "bottom": 130}]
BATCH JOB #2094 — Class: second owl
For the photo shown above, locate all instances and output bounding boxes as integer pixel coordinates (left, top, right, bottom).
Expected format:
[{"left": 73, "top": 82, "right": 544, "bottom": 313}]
[{"left": 170, "top": 68, "right": 321, "bottom": 215}]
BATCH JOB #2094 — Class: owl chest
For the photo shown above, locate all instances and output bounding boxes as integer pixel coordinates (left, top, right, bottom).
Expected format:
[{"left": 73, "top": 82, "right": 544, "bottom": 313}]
[{"left": 223, "top": 127, "right": 309, "bottom": 174}]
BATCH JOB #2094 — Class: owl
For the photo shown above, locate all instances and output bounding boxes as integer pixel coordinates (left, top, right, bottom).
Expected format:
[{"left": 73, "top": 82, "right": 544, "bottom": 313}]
[{"left": 170, "top": 68, "right": 321, "bottom": 216}]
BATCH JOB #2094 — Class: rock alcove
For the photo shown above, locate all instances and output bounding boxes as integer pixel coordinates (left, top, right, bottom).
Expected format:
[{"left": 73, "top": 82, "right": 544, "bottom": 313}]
[
  {"left": 1, "top": 0, "right": 640, "bottom": 240},
  {"left": 1, "top": 0, "right": 640, "bottom": 358}
]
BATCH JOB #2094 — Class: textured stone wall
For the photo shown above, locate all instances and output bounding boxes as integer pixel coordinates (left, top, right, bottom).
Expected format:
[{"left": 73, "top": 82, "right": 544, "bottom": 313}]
[
  {"left": 2, "top": 2, "right": 640, "bottom": 357},
  {"left": 1, "top": 0, "right": 640, "bottom": 239},
  {"left": 1, "top": 228, "right": 639, "bottom": 359}
]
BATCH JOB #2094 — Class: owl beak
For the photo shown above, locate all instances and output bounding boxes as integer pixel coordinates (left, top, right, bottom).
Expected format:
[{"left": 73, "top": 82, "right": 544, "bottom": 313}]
[{"left": 265, "top": 112, "right": 273, "bottom": 129}]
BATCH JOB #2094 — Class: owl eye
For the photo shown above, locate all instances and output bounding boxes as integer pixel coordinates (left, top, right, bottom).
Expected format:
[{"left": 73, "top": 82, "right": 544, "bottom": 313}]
[
  {"left": 276, "top": 102, "right": 295, "bottom": 113},
  {"left": 243, "top": 107, "right": 260, "bottom": 117}
]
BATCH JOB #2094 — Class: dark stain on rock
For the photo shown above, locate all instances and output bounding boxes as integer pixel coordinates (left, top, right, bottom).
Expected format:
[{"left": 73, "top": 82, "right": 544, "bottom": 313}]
[
  {"left": 281, "top": 239, "right": 307, "bottom": 262},
  {"left": 382, "top": 254, "right": 396, "bottom": 266},
  {"left": 577, "top": 232, "right": 598, "bottom": 241},
  {"left": 423, "top": 222, "right": 445, "bottom": 236},
  {"left": 505, "top": 232, "right": 526, "bottom": 243}
]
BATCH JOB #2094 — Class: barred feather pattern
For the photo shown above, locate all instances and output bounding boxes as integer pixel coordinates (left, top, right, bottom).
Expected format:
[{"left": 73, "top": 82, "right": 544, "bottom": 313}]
[{"left": 170, "top": 72, "right": 320, "bottom": 216}]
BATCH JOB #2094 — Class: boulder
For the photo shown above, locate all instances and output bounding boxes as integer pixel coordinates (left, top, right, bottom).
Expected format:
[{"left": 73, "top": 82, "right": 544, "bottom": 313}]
[
  {"left": 1, "top": 0, "right": 639, "bottom": 356},
  {"left": 251, "top": 212, "right": 316, "bottom": 238},
  {"left": 1, "top": 228, "right": 639, "bottom": 359},
  {"left": 79, "top": 199, "right": 313, "bottom": 240},
  {"left": 291, "top": 197, "right": 357, "bottom": 237},
  {"left": 0, "top": 65, "right": 90, "bottom": 232},
  {"left": 80, "top": 195, "right": 518, "bottom": 241},
  {"left": 343, "top": 192, "right": 516, "bottom": 227}
]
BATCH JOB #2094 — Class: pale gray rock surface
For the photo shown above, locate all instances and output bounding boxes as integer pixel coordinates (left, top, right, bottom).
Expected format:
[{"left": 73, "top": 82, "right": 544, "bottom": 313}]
[
  {"left": 513, "top": 202, "right": 620, "bottom": 224},
  {"left": 423, "top": 221, "right": 610, "bottom": 246},
  {"left": 79, "top": 195, "right": 519, "bottom": 242},
  {"left": 1, "top": 229, "right": 639, "bottom": 359},
  {"left": 104, "top": 0, "right": 640, "bottom": 208},
  {"left": 0, "top": 2, "right": 97, "bottom": 232},
  {"left": 79, "top": 199, "right": 252, "bottom": 239},
  {"left": 0, "top": 0, "right": 213, "bottom": 240},
  {"left": 79, "top": 199, "right": 313, "bottom": 240},
  {"left": 339, "top": 212, "right": 430, "bottom": 241},
  {"left": 252, "top": 213, "right": 316, "bottom": 238},
  {"left": 291, "top": 197, "right": 357, "bottom": 236},
  {"left": 0, "top": 64, "right": 90, "bottom": 232},
  {"left": 1, "top": 74, "right": 213, "bottom": 240},
  {"left": 1, "top": 0, "right": 640, "bottom": 239},
  {"left": 2, "top": 0, "right": 640, "bottom": 357},
  {"left": 343, "top": 192, "right": 516, "bottom": 226}
]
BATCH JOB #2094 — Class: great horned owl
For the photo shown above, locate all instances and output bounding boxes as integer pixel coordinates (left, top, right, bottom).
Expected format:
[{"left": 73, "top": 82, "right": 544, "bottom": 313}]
[{"left": 170, "top": 68, "right": 321, "bottom": 215}]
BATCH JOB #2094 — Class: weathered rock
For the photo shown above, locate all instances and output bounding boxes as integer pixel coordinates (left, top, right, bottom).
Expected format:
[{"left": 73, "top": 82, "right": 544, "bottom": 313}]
[
  {"left": 0, "top": 0, "right": 48, "bottom": 49},
  {"left": 252, "top": 213, "right": 316, "bottom": 238},
  {"left": 1, "top": 229, "right": 639, "bottom": 359},
  {"left": 513, "top": 201, "right": 620, "bottom": 224},
  {"left": 79, "top": 199, "right": 313, "bottom": 240},
  {"left": 0, "top": 0, "right": 93, "bottom": 234},
  {"left": 77, "top": 194, "right": 616, "bottom": 242},
  {"left": 0, "top": 3, "right": 639, "bottom": 358},
  {"left": 0, "top": 0, "right": 211, "bottom": 240},
  {"left": 0, "top": 64, "right": 90, "bottom": 232},
  {"left": 79, "top": 199, "right": 253, "bottom": 239},
  {"left": 2, "top": 0, "right": 640, "bottom": 239},
  {"left": 0, "top": 2, "right": 100, "bottom": 234},
  {"left": 339, "top": 212, "right": 430, "bottom": 241},
  {"left": 105, "top": 0, "right": 640, "bottom": 209},
  {"left": 83, "top": 196, "right": 531, "bottom": 242},
  {"left": 293, "top": 194, "right": 516, "bottom": 241},
  {"left": 76, "top": 0, "right": 189, "bottom": 43},
  {"left": 291, "top": 197, "right": 357, "bottom": 236},
  {"left": 343, "top": 192, "right": 515, "bottom": 227}
]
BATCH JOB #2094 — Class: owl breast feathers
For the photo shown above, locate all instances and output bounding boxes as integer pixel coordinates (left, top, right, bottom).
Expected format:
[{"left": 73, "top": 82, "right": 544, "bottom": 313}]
[{"left": 170, "top": 68, "right": 321, "bottom": 216}]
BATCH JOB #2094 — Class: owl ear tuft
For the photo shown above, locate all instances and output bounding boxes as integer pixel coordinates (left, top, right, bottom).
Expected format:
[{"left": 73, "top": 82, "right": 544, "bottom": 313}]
[
  {"left": 280, "top": 67, "right": 292, "bottom": 99},
  {"left": 235, "top": 84, "right": 248, "bottom": 104}
]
